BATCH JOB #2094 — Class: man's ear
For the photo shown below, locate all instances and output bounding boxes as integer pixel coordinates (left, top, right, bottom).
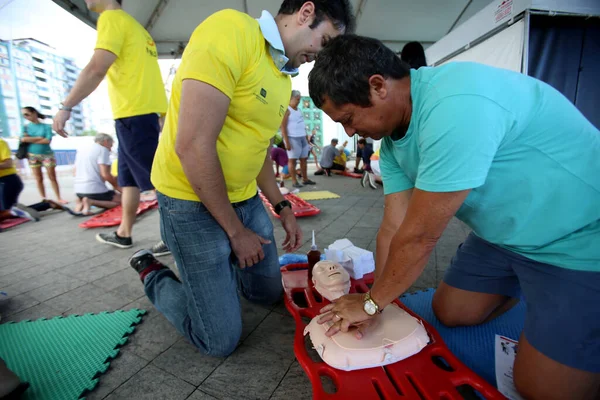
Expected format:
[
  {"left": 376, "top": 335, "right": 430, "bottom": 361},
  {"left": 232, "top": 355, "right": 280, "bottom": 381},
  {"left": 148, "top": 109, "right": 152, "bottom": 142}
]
[
  {"left": 368, "top": 75, "right": 388, "bottom": 100},
  {"left": 297, "top": 1, "right": 316, "bottom": 26}
]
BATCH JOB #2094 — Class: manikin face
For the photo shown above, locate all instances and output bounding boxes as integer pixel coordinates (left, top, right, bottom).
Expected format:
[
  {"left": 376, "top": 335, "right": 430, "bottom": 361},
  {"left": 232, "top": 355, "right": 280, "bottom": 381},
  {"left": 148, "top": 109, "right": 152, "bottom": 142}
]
[{"left": 312, "top": 261, "right": 350, "bottom": 301}]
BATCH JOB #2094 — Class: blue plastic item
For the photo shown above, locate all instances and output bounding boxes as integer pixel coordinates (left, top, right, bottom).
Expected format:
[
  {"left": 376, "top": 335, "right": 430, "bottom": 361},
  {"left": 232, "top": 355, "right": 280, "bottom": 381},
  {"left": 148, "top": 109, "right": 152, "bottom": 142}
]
[{"left": 400, "top": 288, "right": 526, "bottom": 387}]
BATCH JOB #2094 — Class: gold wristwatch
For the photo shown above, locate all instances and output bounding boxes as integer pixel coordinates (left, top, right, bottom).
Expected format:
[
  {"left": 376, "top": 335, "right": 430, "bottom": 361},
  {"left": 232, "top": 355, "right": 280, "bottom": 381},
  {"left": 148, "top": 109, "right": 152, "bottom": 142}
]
[{"left": 363, "top": 291, "right": 381, "bottom": 316}]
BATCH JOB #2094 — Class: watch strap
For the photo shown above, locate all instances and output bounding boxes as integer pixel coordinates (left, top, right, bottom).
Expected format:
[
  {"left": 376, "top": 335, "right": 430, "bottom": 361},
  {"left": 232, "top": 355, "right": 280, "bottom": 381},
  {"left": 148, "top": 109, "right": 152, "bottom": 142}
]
[
  {"left": 364, "top": 291, "right": 381, "bottom": 314},
  {"left": 274, "top": 199, "right": 291, "bottom": 215},
  {"left": 59, "top": 103, "right": 73, "bottom": 112}
]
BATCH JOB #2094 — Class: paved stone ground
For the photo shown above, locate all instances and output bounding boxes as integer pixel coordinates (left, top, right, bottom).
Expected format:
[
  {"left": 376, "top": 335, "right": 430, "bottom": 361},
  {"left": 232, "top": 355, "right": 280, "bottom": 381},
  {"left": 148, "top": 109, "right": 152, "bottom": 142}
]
[{"left": 0, "top": 170, "right": 470, "bottom": 400}]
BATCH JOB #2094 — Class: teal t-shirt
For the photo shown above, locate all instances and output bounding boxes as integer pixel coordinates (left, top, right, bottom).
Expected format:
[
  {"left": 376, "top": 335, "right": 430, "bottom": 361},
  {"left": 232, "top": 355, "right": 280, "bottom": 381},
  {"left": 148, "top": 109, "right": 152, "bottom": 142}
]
[
  {"left": 23, "top": 123, "right": 54, "bottom": 155},
  {"left": 380, "top": 62, "right": 600, "bottom": 272}
]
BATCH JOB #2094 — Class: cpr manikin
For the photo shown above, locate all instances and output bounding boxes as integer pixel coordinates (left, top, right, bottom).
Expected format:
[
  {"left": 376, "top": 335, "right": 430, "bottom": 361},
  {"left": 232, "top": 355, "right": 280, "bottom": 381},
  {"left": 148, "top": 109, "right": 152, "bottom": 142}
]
[
  {"left": 304, "top": 304, "right": 430, "bottom": 371},
  {"left": 312, "top": 261, "right": 350, "bottom": 301}
]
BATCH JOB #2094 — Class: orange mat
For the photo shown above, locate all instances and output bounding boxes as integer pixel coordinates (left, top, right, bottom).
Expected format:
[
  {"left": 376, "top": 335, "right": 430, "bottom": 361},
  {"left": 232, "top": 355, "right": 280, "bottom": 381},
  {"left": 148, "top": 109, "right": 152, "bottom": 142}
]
[{"left": 78, "top": 200, "right": 158, "bottom": 229}]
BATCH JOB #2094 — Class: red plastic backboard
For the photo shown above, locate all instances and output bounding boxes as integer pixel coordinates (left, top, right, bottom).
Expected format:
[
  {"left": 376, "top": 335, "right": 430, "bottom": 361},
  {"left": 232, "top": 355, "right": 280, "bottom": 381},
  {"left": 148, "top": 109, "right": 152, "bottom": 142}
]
[
  {"left": 281, "top": 263, "right": 506, "bottom": 400},
  {"left": 259, "top": 193, "right": 320, "bottom": 218}
]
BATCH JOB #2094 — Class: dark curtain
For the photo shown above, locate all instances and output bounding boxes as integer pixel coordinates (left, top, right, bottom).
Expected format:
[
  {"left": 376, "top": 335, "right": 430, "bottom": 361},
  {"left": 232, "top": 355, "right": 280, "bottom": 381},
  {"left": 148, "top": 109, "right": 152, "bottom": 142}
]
[{"left": 528, "top": 15, "right": 600, "bottom": 129}]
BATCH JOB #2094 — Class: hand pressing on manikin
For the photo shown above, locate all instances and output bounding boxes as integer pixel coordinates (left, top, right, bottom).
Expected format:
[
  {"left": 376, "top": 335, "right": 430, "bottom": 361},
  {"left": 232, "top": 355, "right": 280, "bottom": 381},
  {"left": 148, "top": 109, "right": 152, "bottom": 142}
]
[{"left": 318, "top": 293, "right": 375, "bottom": 339}]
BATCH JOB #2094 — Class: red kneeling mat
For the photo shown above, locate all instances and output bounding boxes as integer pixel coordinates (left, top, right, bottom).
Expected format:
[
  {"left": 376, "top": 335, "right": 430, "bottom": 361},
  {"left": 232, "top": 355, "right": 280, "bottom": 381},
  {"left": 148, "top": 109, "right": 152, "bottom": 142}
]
[
  {"left": 259, "top": 193, "right": 320, "bottom": 218},
  {"left": 0, "top": 217, "right": 30, "bottom": 231},
  {"left": 281, "top": 263, "right": 505, "bottom": 400},
  {"left": 78, "top": 200, "right": 158, "bottom": 229},
  {"left": 341, "top": 171, "right": 362, "bottom": 179}
]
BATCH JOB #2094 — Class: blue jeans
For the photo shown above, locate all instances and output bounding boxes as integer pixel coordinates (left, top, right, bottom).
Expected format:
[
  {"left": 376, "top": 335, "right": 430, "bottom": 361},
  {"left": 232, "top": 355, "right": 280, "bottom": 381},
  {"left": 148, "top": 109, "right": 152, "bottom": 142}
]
[{"left": 145, "top": 192, "right": 282, "bottom": 357}]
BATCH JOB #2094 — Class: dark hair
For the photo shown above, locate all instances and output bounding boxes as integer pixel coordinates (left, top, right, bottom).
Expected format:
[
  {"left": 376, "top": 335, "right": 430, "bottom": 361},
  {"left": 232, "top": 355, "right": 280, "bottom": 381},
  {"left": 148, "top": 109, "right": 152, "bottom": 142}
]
[
  {"left": 22, "top": 106, "right": 45, "bottom": 119},
  {"left": 357, "top": 138, "right": 366, "bottom": 145},
  {"left": 278, "top": 0, "right": 355, "bottom": 33},
  {"left": 401, "top": 41, "right": 427, "bottom": 69},
  {"left": 116, "top": 0, "right": 122, "bottom": 5},
  {"left": 309, "top": 35, "right": 410, "bottom": 108}
]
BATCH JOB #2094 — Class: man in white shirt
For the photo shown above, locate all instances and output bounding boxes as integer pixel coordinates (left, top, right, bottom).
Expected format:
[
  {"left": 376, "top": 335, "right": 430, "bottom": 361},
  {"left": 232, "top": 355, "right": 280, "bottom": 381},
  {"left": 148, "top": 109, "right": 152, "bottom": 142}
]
[
  {"left": 73, "top": 133, "right": 121, "bottom": 215},
  {"left": 281, "top": 90, "right": 316, "bottom": 188}
]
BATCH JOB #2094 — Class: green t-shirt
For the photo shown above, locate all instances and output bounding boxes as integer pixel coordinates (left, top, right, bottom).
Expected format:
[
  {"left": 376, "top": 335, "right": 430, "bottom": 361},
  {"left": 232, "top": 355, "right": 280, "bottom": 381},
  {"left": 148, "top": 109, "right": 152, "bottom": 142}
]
[{"left": 23, "top": 123, "right": 53, "bottom": 155}]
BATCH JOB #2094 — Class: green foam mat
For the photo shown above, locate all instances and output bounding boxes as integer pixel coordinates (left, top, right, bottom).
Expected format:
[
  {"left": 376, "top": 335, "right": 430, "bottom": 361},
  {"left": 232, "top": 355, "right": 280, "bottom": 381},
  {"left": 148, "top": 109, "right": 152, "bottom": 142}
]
[{"left": 0, "top": 309, "right": 146, "bottom": 400}]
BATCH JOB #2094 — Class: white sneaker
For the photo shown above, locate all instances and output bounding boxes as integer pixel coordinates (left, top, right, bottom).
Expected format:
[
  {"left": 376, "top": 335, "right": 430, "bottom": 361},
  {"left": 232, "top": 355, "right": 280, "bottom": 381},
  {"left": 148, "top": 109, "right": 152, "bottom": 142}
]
[
  {"left": 367, "top": 173, "right": 379, "bottom": 190},
  {"left": 11, "top": 205, "right": 40, "bottom": 221},
  {"left": 361, "top": 171, "right": 368, "bottom": 188}
]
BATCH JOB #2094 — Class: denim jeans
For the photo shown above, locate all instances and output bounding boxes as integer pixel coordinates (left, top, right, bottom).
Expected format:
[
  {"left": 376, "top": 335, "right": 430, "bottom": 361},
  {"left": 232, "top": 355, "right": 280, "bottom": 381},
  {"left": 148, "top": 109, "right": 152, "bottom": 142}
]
[{"left": 145, "top": 192, "right": 282, "bottom": 357}]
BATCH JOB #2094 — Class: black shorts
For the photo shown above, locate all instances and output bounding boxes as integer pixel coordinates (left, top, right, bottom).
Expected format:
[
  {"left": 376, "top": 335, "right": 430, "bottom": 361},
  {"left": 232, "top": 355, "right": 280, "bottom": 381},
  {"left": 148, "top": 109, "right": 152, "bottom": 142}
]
[
  {"left": 76, "top": 190, "right": 116, "bottom": 202},
  {"left": 329, "top": 163, "right": 346, "bottom": 171},
  {"left": 115, "top": 113, "right": 160, "bottom": 191},
  {"left": 0, "top": 174, "right": 23, "bottom": 211}
]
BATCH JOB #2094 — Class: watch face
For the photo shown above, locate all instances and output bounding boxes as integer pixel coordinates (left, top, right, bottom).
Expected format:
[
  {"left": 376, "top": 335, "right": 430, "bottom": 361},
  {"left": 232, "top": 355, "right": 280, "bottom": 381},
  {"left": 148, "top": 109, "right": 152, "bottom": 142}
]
[{"left": 364, "top": 300, "right": 377, "bottom": 316}]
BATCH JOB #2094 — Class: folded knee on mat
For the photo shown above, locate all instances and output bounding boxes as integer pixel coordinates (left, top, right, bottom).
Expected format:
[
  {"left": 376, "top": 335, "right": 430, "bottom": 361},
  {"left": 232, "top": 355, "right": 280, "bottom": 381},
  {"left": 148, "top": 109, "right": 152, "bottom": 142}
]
[{"left": 432, "top": 299, "right": 486, "bottom": 327}]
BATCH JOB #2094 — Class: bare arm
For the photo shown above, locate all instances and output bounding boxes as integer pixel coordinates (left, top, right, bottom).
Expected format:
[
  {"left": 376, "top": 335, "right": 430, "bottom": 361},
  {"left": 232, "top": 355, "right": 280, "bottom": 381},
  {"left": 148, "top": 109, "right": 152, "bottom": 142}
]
[
  {"left": 374, "top": 189, "right": 413, "bottom": 281},
  {"left": 280, "top": 110, "right": 291, "bottom": 148},
  {"left": 54, "top": 50, "right": 116, "bottom": 137},
  {"left": 256, "top": 151, "right": 285, "bottom": 207},
  {"left": 62, "top": 49, "right": 116, "bottom": 108},
  {"left": 99, "top": 164, "right": 121, "bottom": 192},
  {"left": 370, "top": 189, "right": 470, "bottom": 308},
  {"left": 20, "top": 137, "right": 49, "bottom": 144},
  {"left": 0, "top": 158, "right": 13, "bottom": 170},
  {"left": 175, "top": 79, "right": 243, "bottom": 236},
  {"left": 256, "top": 147, "right": 303, "bottom": 252}
]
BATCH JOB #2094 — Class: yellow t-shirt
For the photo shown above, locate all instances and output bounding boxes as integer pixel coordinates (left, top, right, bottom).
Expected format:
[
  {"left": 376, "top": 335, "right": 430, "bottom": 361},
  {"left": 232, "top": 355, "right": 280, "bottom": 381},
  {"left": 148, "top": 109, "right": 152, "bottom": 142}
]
[
  {"left": 151, "top": 9, "right": 292, "bottom": 203},
  {"left": 0, "top": 139, "right": 17, "bottom": 178},
  {"left": 95, "top": 10, "right": 167, "bottom": 119}
]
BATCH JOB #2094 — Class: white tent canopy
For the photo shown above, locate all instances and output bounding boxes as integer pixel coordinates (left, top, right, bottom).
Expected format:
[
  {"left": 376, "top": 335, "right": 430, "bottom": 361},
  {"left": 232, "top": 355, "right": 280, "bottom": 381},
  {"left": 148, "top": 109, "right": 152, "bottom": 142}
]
[{"left": 52, "top": 0, "right": 496, "bottom": 57}]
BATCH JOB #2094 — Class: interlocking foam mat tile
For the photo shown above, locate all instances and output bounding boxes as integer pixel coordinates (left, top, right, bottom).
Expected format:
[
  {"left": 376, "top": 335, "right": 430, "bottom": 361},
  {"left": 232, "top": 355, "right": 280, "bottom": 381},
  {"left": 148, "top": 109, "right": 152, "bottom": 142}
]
[
  {"left": 297, "top": 191, "right": 340, "bottom": 200},
  {"left": 0, "top": 309, "right": 146, "bottom": 400},
  {"left": 0, "top": 217, "right": 30, "bottom": 231}
]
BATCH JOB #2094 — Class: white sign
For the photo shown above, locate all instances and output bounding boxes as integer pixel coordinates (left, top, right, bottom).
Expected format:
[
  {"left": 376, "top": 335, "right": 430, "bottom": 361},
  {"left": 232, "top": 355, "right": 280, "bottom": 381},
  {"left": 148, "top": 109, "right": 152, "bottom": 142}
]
[
  {"left": 494, "top": 335, "right": 524, "bottom": 400},
  {"left": 495, "top": 0, "right": 514, "bottom": 23}
]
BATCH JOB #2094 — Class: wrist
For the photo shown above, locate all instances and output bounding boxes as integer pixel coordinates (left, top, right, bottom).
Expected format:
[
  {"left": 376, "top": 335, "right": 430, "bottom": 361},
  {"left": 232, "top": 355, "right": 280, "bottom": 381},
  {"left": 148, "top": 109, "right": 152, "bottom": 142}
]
[
  {"left": 59, "top": 102, "right": 73, "bottom": 112},
  {"left": 279, "top": 206, "right": 294, "bottom": 218},
  {"left": 226, "top": 220, "right": 245, "bottom": 240}
]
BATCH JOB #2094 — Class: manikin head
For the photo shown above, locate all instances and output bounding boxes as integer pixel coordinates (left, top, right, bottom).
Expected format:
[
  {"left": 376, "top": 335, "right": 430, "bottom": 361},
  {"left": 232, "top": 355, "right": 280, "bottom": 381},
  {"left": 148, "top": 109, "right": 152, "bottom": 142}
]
[
  {"left": 276, "top": 0, "right": 355, "bottom": 68},
  {"left": 312, "top": 260, "right": 350, "bottom": 301},
  {"left": 94, "top": 133, "right": 114, "bottom": 151},
  {"left": 309, "top": 35, "right": 413, "bottom": 141},
  {"left": 85, "top": 0, "right": 122, "bottom": 13},
  {"left": 290, "top": 90, "right": 302, "bottom": 109}
]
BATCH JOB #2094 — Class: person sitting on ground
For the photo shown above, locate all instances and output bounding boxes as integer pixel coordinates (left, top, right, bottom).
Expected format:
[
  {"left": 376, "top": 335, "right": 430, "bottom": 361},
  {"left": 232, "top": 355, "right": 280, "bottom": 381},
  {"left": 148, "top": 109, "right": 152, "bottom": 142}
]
[
  {"left": 354, "top": 137, "right": 373, "bottom": 173},
  {"left": 271, "top": 142, "right": 290, "bottom": 179},
  {"left": 315, "top": 138, "right": 347, "bottom": 175},
  {"left": 73, "top": 133, "right": 121, "bottom": 215},
  {"left": 0, "top": 137, "right": 66, "bottom": 224}
]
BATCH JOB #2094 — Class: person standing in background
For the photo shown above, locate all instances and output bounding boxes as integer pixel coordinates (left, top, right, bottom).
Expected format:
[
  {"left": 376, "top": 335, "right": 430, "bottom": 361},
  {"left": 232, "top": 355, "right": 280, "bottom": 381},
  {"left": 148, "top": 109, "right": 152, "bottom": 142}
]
[
  {"left": 52, "top": 0, "right": 168, "bottom": 250},
  {"left": 20, "top": 106, "right": 66, "bottom": 204},
  {"left": 307, "top": 128, "right": 321, "bottom": 169},
  {"left": 281, "top": 90, "right": 316, "bottom": 188}
]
